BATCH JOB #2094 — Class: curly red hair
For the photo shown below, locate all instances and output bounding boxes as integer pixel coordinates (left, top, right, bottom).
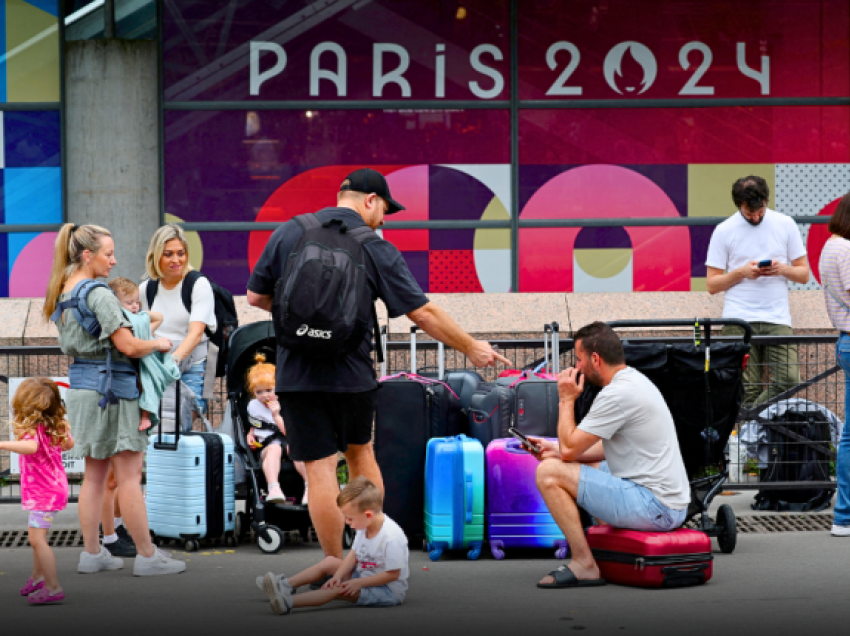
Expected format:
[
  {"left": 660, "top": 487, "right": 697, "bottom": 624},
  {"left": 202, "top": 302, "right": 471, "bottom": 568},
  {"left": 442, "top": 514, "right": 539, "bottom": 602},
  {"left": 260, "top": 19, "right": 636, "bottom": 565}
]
[{"left": 246, "top": 352, "right": 275, "bottom": 395}]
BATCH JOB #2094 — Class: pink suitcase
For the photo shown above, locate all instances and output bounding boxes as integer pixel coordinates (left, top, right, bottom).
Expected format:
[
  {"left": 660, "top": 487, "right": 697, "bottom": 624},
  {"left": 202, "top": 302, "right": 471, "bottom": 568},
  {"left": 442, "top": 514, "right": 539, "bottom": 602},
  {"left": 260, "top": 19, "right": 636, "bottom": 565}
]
[{"left": 586, "top": 526, "right": 713, "bottom": 588}]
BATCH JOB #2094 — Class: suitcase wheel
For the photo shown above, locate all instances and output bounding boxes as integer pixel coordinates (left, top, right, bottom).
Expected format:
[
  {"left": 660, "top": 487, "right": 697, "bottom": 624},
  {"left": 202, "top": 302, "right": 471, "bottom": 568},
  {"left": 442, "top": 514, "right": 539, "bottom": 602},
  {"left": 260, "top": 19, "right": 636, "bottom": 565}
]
[
  {"left": 184, "top": 539, "right": 200, "bottom": 552},
  {"left": 554, "top": 540, "right": 569, "bottom": 560},
  {"left": 467, "top": 543, "right": 482, "bottom": 561},
  {"left": 716, "top": 504, "right": 737, "bottom": 554},
  {"left": 225, "top": 535, "right": 239, "bottom": 548},
  {"left": 490, "top": 541, "right": 505, "bottom": 560},
  {"left": 257, "top": 525, "right": 285, "bottom": 554},
  {"left": 428, "top": 544, "right": 444, "bottom": 562}
]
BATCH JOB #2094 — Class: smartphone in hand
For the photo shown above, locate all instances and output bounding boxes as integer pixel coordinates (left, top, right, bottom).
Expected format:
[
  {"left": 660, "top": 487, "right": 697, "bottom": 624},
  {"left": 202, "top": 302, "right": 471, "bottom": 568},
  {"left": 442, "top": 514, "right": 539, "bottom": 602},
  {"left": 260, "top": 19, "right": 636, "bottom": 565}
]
[
  {"left": 508, "top": 427, "right": 542, "bottom": 453},
  {"left": 757, "top": 259, "right": 772, "bottom": 268}
]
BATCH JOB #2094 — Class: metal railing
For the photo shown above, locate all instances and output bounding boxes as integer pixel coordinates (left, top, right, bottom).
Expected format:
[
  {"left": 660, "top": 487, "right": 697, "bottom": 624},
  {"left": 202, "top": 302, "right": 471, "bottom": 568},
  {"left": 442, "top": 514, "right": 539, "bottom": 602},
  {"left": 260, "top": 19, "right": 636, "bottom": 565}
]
[{"left": 1, "top": 333, "right": 843, "bottom": 504}]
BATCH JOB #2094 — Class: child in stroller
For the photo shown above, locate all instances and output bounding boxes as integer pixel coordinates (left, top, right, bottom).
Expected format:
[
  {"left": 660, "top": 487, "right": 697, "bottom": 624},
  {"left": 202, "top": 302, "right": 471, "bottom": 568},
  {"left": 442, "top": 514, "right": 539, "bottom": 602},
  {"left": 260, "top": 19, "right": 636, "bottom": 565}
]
[{"left": 245, "top": 353, "right": 308, "bottom": 505}]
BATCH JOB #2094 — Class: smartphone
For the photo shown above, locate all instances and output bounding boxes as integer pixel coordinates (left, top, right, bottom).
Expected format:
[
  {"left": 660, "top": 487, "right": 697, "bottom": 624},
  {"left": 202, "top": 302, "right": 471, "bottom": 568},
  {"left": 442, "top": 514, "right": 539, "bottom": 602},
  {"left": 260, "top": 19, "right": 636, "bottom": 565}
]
[
  {"left": 757, "top": 259, "right": 772, "bottom": 268},
  {"left": 508, "top": 427, "right": 542, "bottom": 453}
]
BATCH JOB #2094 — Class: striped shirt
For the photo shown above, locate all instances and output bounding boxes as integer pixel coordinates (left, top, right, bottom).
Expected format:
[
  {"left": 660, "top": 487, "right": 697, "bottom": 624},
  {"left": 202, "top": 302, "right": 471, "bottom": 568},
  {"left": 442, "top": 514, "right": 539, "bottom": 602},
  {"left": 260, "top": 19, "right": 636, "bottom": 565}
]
[{"left": 819, "top": 237, "right": 850, "bottom": 332}]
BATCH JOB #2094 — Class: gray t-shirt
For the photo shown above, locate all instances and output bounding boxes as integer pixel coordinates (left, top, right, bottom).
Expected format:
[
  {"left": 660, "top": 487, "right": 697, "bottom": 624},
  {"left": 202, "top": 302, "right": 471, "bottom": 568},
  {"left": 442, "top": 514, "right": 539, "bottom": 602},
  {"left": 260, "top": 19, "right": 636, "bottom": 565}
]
[{"left": 578, "top": 367, "right": 690, "bottom": 510}]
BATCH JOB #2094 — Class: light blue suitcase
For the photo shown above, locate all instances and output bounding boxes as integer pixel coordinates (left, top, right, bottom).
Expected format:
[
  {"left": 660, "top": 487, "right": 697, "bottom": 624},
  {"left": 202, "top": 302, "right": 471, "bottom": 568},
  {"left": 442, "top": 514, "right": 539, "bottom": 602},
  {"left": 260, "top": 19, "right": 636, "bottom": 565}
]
[
  {"left": 424, "top": 434, "right": 485, "bottom": 561},
  {"left": 146, "top": 422, "right": 236, "bottom": 552}
]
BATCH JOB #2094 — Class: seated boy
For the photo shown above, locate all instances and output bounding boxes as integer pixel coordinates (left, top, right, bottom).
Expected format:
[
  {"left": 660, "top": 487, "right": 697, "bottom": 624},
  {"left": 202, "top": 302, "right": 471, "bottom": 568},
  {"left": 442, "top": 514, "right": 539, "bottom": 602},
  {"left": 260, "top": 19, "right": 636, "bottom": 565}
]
[{"left": 260, "top": 476, "right": 408, "bottom": 615}]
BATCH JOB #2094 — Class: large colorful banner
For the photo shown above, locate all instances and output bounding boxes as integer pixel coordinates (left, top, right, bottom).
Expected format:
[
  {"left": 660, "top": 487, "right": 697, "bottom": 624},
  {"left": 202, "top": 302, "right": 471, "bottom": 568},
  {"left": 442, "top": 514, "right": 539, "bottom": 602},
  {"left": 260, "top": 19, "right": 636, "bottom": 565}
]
[
  {"left": 162, "top": 1, "right": 850, "bottom": 295},
  {"left": 0, "top": 0, "right": 62, "bottom": 298}
]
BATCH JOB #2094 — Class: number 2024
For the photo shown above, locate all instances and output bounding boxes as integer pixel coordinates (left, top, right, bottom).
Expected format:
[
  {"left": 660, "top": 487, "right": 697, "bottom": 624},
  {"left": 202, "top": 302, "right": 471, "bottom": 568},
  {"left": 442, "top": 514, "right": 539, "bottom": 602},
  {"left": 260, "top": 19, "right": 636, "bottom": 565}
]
[{"left": 545, "top": 41, "right": 769, "bottom": 96}]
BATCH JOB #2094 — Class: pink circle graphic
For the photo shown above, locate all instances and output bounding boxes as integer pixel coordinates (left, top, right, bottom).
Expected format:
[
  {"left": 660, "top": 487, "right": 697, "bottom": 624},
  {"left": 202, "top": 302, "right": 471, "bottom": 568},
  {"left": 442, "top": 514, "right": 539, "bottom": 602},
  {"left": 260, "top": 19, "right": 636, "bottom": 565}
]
[
  {"left": 10, "top": 233, "right": 57, "bottom": 298},
  {"left": 519, "top": 165, "right": 690, "bottom": 292}
]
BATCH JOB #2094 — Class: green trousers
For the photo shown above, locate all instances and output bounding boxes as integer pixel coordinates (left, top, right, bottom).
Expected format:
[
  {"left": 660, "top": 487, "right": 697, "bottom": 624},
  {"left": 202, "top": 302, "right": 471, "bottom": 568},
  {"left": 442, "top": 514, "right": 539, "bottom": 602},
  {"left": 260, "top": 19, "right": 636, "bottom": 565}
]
[{"left": 722, "top": 322, "right": 799, "bottom": 410}]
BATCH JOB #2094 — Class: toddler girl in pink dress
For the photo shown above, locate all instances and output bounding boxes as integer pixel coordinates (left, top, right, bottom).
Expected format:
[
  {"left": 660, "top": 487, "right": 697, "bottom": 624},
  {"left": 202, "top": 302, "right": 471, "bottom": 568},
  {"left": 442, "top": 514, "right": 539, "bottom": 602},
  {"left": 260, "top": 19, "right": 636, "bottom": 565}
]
[{"left": 0, "top": 378, "right": 74, "bottom": 604}]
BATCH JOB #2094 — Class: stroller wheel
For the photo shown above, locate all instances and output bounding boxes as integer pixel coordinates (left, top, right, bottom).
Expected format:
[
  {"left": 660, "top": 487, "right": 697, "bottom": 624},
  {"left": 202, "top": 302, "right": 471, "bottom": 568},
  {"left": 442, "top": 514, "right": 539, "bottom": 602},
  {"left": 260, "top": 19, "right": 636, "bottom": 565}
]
[
  {"left": 257, "top": 525, "right": 285, "bottom": 554},
  {"left": 716, "top": 504, "right": 737, "bottom": 554},
  {"left": 235, "top": 512, "right": 248, "bottom": 541}
]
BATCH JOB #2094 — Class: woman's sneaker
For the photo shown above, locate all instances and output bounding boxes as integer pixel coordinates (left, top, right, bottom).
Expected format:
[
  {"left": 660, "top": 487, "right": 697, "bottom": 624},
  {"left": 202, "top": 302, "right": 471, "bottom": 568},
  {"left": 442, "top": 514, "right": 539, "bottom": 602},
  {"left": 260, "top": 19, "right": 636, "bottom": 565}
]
[
  {"left": 133, "top": 548, "right": 187, "bottom": 576},
  {"left": 78, "top": 546, "right": 124, "bottom": 573}
]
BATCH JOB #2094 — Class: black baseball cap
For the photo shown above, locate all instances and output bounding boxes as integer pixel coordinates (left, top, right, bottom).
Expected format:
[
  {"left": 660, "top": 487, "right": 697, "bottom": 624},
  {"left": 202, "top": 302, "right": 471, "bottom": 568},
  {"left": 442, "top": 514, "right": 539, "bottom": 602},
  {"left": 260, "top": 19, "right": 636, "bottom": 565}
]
[{"left": 339, "top": 168, "right": 405, "bottom": 214}]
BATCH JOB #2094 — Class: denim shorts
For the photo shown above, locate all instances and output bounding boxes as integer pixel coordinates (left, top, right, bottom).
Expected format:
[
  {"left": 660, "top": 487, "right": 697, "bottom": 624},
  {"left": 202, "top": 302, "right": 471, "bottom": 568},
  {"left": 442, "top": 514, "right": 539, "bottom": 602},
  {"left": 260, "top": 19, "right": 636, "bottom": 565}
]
[
  {"left": 351, "top": 571, "right": 403, "bottom": 607},
  {"left": 577, "top": 462, "right": 687, "bottom": 532},
  {"left": 28, "top": 510, "right": 57, "bottom": 529},
  {"left": 181, "top": 360, "right": 207, "bottom": 416}
]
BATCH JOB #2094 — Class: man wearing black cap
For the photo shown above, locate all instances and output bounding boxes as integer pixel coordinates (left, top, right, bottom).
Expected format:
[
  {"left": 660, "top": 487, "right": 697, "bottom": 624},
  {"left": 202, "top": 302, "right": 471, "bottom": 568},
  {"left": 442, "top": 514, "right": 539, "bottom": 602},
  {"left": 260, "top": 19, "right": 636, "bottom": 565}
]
[{"left": 247, "top": 168, "right": 510, "bottom": 562}]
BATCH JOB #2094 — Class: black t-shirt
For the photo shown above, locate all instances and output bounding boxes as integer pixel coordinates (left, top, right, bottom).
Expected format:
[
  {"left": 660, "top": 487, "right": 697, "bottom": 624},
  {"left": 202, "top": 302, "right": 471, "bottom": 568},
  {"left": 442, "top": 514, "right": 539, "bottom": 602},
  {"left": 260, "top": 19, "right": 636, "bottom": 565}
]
[{"left": 247, "top": 207, "right": 429, "bottom": 393}]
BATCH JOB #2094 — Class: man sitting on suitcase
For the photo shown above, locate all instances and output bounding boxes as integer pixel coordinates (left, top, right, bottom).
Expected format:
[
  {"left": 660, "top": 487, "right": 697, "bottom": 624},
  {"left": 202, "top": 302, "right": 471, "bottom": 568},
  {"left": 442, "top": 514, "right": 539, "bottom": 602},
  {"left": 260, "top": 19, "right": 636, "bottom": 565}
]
[{"left": 527, "top": 321, "right": 690, "bottom": 589}]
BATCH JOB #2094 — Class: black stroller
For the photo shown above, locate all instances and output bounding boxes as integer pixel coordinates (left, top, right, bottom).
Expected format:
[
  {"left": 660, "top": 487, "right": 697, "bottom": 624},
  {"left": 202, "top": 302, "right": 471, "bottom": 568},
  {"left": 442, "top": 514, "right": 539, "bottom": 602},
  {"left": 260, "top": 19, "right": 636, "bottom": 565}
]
[
  {"left": 571, "top": 319, "right": 752, "bottom": 554},
  {"left": 226, "top": 321, "right": 353, "bottom": 554}
]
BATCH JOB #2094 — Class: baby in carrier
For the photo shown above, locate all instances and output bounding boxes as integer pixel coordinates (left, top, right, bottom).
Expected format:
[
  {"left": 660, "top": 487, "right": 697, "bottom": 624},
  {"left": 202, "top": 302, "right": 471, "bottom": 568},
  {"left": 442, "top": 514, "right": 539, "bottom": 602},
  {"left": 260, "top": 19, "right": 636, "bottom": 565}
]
[{"left": 246, "top": 353, "right": 308, "bottom": 505}]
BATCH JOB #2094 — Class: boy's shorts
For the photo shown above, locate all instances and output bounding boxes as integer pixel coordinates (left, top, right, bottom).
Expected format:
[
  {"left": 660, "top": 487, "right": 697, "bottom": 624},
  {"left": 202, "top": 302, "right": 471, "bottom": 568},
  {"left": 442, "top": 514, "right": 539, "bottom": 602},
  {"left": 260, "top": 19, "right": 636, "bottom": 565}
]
[
  {"left": 351, "top": 571, "right": 403, "bottom": 607},
  {"left": 28, "top": 510, "right": 57, "bottom": 530},
  {"left": 577, "top": 462, "right": 687, "bottom": 532}
]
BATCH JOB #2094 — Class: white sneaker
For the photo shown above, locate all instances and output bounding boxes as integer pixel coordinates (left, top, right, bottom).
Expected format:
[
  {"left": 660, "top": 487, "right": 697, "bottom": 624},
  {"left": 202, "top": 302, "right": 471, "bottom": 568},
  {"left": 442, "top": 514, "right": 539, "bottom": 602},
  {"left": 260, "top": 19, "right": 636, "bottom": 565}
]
[
  {"left": 78, "top": 546, "right": 124, "bottom": 573},
  {"left": 269, "top": 579, "right": 293, "bottom": 616},
  {"left": 267, "top": 484, "right": 287, "bottom": 504},
  {"left": 831, "top": 524, "right": 850, "bottom": 537},
  {"left": 262, "top": 571, "right": 293, "bottom": 604},
  {"left": 133, "top": 548, "right": 187, "bottom": 576}
]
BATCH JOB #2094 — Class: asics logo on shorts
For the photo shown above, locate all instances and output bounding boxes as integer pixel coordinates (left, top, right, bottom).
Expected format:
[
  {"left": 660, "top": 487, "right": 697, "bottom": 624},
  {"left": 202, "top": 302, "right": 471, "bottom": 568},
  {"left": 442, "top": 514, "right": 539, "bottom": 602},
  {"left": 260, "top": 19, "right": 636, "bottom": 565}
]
[{"left": 296, "top": 324, "right": 332, "bottom": 339}]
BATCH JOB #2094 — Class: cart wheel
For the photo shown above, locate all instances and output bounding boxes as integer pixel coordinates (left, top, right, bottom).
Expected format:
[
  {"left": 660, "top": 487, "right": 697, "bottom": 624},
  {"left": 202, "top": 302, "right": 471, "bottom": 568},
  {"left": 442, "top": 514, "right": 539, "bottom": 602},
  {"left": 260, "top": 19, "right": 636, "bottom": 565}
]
[
  {"left": 257, "top": 525, "right": 285, "bottom": 554},
  {"left": 716, "top": 504, "right": 737, "bottom": 554},
  {"left": 342, "top": 525, "right": 355, "bottom": 549},
  {"left": 184, "top": 539, "right": 199, "bottom": 552},
  {"left": 235, "top": 512, "right": 248, "bottom": 541},
  {"left": 224, "top": 535, "right": 238, "bottom": 548}
]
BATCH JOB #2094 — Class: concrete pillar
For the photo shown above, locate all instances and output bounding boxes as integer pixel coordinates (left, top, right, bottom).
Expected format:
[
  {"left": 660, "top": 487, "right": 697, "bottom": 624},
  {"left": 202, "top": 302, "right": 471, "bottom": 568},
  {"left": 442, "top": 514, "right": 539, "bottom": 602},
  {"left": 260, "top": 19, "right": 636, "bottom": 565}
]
[{"left": 64, "top": 40, "right": 159, "bottom": 282}]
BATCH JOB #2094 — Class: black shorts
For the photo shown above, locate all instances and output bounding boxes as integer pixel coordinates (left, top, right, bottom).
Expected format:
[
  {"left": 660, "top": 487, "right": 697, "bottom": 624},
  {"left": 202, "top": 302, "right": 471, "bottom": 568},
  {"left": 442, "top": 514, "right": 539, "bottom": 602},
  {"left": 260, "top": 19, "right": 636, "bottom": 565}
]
[{"left": 277, "top": 390, "right": 376, "bottom": 462}]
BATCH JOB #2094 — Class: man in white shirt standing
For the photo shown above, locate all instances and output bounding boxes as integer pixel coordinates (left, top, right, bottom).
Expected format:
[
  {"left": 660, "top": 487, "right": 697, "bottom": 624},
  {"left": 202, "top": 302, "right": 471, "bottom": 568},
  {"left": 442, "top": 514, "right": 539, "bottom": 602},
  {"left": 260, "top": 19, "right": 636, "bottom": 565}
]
[{"left": 705, "top": 175, "right": 810, "bottom": 408}]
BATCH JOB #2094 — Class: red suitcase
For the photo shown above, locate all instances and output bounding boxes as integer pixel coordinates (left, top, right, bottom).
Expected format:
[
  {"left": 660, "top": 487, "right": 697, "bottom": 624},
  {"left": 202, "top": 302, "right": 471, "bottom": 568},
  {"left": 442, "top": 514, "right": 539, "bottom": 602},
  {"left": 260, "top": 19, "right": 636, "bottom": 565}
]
[{"left": 586, "top": 526, "right": 713, "bottom": 588}]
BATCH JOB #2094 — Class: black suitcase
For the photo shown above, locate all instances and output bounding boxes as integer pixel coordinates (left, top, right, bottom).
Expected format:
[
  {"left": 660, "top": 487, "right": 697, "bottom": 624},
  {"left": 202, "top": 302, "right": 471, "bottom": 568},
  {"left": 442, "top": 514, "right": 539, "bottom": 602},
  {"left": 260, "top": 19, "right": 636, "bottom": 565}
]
[{"left": 374, "top": 328, "right": 463, "bottom": 543}]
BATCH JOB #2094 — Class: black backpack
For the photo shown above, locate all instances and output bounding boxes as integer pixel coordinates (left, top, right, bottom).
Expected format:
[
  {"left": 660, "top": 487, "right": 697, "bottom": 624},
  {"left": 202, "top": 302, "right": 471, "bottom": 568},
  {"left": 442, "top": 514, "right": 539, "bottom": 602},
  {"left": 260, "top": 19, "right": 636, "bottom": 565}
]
[
  {"left": 145, "top": 270, "right": 238, "bottom": 377},
  {"left": 752, "top": 407, "right": 835, "bottom": 512},
  {"left": 272, "top": 213, "right": 382, "bottom": 362}
]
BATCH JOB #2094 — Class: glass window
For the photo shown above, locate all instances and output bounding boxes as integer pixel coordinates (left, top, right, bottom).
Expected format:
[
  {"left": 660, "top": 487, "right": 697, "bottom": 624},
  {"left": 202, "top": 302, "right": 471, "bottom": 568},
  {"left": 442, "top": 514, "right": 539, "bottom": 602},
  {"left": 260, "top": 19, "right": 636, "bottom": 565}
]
[
  {"left": 163, "top": 0, "right": 509, "bottom": 102},
  {"left": 164, "top": 108, "right": 510, "bottom": 293},
  {"left": 518, "top": 0, "right": 850, "bottom": 100}
]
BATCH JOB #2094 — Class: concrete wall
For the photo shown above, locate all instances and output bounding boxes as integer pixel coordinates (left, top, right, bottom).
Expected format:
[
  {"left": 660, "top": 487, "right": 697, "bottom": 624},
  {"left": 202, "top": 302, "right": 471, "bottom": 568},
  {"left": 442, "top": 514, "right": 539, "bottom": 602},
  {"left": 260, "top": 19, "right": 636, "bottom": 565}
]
[{"left": 64, "top": 39, "right": 159, "bottom": 281}]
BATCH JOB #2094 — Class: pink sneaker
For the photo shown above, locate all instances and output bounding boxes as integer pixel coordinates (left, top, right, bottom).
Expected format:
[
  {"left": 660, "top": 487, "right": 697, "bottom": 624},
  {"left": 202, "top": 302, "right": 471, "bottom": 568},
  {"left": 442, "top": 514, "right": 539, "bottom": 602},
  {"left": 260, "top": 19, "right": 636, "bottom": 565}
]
[
  {"left": 20, "top": 577, "right": 44, "bottom": 596},
  {"left": 28, "top": 587, "right": 64, "bottom": 604}
]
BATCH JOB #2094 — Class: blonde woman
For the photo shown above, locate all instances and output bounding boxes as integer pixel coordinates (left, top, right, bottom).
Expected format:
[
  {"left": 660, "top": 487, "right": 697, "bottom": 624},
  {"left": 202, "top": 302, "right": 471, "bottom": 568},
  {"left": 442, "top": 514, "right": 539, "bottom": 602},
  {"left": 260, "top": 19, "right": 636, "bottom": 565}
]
[
  {"left": 44, "top": 223, "right": 186, "bottom": 576},
  {"left": 140, "top": 224, "right": 217, "bottom": 420}
]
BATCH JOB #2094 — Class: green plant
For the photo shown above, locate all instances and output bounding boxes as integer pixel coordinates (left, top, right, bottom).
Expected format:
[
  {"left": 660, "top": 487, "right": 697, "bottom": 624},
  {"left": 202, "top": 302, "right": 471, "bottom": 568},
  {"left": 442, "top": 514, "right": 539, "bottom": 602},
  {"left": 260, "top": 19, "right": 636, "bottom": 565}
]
[{"left": 337, "top": 461, "right": 349, "bottom": 486}]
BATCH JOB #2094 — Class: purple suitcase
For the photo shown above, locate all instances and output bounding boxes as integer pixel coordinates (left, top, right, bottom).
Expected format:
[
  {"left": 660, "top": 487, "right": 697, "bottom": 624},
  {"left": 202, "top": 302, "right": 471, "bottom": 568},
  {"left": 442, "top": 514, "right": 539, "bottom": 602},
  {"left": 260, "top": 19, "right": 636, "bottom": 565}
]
[{"left": 486, "top": 438, "right": 568, "bottom": 560}]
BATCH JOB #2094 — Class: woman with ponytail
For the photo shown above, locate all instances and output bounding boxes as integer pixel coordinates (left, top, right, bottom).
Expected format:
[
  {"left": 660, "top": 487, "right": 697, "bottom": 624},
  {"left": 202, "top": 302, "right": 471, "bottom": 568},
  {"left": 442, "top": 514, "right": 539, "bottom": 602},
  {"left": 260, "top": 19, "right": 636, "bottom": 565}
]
[{"left": 45, "top": 223, "right": 186, "bottom": 577}]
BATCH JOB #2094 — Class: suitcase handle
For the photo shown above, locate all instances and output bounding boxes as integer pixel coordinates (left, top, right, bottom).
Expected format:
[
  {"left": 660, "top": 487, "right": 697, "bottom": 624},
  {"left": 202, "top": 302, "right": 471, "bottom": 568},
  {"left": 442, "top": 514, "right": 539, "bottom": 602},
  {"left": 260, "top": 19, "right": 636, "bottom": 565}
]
[
  {"left": 505, "top": 438, "right": 531, "bottom": 455},
  {"left": 464, "top": 471, "right": 474, "bottom": 523},
  {"left": 154, "top": 380, "right": 181, "bottom": 451}
]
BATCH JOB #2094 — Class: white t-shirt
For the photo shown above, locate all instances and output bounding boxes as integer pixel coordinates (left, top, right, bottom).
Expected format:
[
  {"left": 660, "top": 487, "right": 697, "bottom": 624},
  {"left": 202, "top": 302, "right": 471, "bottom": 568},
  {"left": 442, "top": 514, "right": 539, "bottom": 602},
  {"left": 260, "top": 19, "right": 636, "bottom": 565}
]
[
  {"left": 247, "top": 398, "right": 277, "bottom": 442},
  {"left": 578, "top": 367, "right": 690, "bottom": 510},
  {"left": 140, "top": 276, "right": 217, "bottom": 346},
  {"left": 705, "top": 209, "right": 807, "bottom": 327},
  {"left": 351, "top": 514, "right": 409, "bottom": 601}
]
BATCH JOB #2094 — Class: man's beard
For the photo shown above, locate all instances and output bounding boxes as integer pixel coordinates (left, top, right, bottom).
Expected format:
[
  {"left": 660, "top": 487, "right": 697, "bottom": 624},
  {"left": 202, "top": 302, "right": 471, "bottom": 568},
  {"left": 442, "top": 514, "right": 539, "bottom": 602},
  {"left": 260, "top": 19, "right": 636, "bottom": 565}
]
[{"left": 741, "top": 211, "right": 764, "bottom": 226}]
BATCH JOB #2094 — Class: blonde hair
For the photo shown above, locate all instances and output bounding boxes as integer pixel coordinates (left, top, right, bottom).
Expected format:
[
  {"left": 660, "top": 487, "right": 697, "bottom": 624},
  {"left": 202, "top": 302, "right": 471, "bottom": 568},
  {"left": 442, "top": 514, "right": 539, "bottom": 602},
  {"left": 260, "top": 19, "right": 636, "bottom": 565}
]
[
  {"left": 246, "top": 352, "right": 275, "bottom": 395},
  {"left": 43, "top": 223, "right": 113, "bottom": 321},
  {"left": 337, "top": 476, "right": 383, "bottom": 512},
  {"left": 12, "top": 378, "right": 71, "bottom": 448},
  {"left": 108, "top": 277, "right": 138, "bottom": 297},
  {"left": 145, "top": 224, "right": 190, "bottom": 280}
]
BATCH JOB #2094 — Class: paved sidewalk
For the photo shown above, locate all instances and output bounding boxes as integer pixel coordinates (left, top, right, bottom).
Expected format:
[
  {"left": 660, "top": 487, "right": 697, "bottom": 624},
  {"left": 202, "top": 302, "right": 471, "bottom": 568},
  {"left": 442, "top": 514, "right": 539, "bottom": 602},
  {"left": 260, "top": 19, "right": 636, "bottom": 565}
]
[{"left": 0, "top": 531, "right": 846, "bottom": 636}]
